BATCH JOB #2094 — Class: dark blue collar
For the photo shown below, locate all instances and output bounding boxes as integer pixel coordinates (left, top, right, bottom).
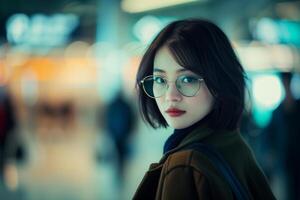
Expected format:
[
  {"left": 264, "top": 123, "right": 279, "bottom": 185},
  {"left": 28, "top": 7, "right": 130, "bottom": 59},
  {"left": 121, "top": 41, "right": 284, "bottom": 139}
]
[{"left": 163, "top": 118, "right": 207, "bottom": 154}]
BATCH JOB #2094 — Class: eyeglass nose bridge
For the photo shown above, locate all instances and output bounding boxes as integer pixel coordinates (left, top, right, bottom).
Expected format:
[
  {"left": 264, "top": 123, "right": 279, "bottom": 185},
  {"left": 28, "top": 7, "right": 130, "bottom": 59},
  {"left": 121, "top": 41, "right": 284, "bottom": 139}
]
[
  {"left": 156, "top": 78, "right": 187, "bottom": 98},
  {"left": 164, "top": 77, "right": 204, "bottom": 97},
  {"left": 163, "top": 80, "right": 179, "bottom": 93}
]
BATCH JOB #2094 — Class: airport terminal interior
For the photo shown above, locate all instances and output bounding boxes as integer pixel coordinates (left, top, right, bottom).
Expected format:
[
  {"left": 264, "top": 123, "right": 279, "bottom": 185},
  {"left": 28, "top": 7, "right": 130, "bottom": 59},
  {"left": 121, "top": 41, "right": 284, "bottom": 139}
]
[{"left": 1, "top": 0, "right": 300, "bottom": 199}]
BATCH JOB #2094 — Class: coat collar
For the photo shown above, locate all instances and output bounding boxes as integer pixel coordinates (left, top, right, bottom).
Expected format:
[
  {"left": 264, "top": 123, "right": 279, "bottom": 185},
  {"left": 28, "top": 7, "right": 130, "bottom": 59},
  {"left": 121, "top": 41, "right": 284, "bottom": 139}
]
[
  {"left": 147, "top": 122, "right": 239, "bottom": 171},
  {"left": 158, "top": 123, "right": 213, "bottom": 164},
  {"left": 159, "top": 123, "right": 239, "bottom": 164}
]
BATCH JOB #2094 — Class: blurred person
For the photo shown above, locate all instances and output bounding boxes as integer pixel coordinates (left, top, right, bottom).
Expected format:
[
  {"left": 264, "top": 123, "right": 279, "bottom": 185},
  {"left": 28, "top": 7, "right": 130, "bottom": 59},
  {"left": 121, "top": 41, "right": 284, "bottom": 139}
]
[
  {"left": 133, "top": 19, "right": 275, "bottom": 199},
  {"left": 0, "top": 86, "right": 25, "bottom": 199},
  {"left": 0, "top": 86, "right": 16, "bottom": 179},
  {"left": 104, "top": 90, "right": 136, "bottom": 183},
  {"left": 263, "top": 72, "right": 300, "bottom": 200},
  {"left": 35, "top": 100, "right": 75, "bottom": 137}
]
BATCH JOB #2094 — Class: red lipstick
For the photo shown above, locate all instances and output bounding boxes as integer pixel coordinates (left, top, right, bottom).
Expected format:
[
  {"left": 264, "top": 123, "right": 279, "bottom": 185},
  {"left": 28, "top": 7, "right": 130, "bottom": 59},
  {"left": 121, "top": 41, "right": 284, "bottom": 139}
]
[{"left": 165, "top": 108, "right": 186, "bottom": 117}]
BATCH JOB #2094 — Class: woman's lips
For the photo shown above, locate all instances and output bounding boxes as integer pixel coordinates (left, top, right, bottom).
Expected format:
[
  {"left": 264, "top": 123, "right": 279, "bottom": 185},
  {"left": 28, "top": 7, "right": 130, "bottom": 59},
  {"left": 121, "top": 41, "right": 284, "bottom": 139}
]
[{"left": 165, "top": 108, "right": 186, "bottom": 117}]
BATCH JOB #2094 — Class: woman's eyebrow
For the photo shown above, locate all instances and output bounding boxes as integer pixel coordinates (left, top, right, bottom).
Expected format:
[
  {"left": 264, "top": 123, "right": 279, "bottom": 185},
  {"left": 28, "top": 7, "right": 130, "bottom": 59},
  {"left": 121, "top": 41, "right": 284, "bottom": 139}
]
[
  {"left": 153, "top": 68, "right": 189, "bottom": 73},
  {"left": 153, "top": 68, "right": 165, "bottom": 73},
  {"left": 177, "top": 69, "right": 189, "bottom": 73}
]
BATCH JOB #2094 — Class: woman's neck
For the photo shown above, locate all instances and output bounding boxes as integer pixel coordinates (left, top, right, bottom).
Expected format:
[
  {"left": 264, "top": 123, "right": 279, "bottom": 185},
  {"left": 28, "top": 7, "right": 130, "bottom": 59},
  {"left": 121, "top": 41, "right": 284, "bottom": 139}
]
[{"left": 163, "top": 114, "right": 210, "bottom": 154}]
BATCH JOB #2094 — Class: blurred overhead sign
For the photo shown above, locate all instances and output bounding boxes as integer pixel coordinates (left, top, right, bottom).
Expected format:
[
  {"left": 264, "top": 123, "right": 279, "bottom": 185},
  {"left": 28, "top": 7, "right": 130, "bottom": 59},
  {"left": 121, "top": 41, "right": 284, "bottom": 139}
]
[
  {"left": 121, "top": 0, "right": 203, "bottom": 13},
  {"left": 6, "top": 13, "right": 79, "bottom": 48}
]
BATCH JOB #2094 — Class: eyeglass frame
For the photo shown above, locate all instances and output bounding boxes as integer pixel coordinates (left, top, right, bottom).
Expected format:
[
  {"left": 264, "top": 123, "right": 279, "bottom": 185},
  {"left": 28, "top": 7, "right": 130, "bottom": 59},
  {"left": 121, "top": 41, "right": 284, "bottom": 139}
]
[{"left": 140, "top": 74, "right": 205, "bottom": 98}]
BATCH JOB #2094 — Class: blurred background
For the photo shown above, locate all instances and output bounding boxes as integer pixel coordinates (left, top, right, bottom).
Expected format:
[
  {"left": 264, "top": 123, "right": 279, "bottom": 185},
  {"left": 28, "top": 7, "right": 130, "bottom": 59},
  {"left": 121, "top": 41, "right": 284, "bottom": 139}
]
[{"left": 0, "top": 0, "right": 300, "bottom": 199}]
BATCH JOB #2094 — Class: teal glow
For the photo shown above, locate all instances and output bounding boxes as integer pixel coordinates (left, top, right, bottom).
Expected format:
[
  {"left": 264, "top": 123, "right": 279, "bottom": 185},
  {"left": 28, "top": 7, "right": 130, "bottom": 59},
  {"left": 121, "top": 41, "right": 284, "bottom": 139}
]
[
  {"left": 256, "top": 18, "right": 279, "bottom": 44},
  {"left": 279, "top": 20, "right": 300, "bottom": 45},
  {"left": 252, "top": 106, "right": 273, "bottom": 128},
  {"left": 255, "top": 18, "right": 300, "bottom": 45},
  {"left": 251, "top": 73, "right": 285, "bottom": 128},
  {"left": 6, "top": 14, "right": 30, "bottom": 43},
  {"left": 6, "top": 13, "right": 79, "bottom": 47},
  {"left": 252, "top": 74, "right": 284, "bottom": 109},
  {"left": 291, "top": 73, "right": 300, "bottom": 99}
]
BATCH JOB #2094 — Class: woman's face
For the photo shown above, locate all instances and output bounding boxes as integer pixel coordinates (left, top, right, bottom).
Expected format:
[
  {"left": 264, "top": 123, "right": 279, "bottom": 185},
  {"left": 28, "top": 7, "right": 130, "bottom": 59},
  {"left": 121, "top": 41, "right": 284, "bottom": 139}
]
[{"left": 153, "top": 46, "right": 214, "bottom": 129}]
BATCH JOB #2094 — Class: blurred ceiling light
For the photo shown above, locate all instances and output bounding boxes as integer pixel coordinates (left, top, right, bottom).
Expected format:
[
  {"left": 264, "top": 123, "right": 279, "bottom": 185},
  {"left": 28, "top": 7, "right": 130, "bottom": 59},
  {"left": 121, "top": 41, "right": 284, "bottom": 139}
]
[
  {"left": 133, "top": 16, "right": 163, "bottom": 44},
  {"left": 255, "top": 18, "right": 279, "bottom": 44},
  {"left": 252, "top": 74, "right": 284, "bottom": 110},
  {"left": 121, "top": 0, "right": 203, "bottom": 13},
  {"left": 236, "top": 43, "right": 297, "bottom": 71},
  {"left": 237, "top": 45, "right": 271, "bottom": 71}
]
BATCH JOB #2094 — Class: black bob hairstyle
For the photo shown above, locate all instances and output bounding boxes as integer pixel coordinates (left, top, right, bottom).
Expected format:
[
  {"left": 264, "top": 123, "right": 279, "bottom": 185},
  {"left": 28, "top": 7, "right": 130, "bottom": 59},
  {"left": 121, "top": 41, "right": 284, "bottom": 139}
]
[{"left": 136, "top": 19, "right": 246, "bottom": 130}]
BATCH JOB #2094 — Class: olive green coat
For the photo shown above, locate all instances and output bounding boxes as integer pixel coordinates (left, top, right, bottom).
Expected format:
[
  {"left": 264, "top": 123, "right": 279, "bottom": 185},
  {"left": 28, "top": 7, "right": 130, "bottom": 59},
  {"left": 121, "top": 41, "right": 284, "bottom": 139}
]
[{"left": 133, "top": 124, "right": 276, "bottom": 200}]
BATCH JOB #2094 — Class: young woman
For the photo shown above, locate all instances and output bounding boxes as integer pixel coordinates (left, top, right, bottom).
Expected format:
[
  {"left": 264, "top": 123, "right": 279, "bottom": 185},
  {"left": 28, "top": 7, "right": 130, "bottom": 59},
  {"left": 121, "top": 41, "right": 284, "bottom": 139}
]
[{"left": 133, "top": 19, "right": 276, "bottom": 200}]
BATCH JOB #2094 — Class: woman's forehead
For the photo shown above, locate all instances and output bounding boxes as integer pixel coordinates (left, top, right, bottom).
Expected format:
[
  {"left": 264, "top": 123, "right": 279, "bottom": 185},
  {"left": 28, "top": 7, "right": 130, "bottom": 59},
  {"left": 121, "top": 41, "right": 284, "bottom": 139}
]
[{"left": 153, "top": 46, "right": 185, "bottom": 73}]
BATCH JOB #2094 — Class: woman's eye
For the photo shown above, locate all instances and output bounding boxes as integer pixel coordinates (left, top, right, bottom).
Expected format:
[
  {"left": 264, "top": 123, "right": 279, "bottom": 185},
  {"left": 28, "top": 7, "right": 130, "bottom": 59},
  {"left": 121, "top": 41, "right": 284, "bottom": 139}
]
[
  {"left": 181, "top": 76, "right": 198, "bottom": 83},
  {"left": 154, "top": 76, "right": 165, "bottom": 84}
]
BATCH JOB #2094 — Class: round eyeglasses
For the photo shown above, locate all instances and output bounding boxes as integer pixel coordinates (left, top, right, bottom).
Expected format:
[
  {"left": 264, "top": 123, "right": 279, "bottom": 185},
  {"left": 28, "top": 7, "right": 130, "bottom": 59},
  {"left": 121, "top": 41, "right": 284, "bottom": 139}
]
[{"left": 140, "top": 75, "right": 204, "bottom": 98}]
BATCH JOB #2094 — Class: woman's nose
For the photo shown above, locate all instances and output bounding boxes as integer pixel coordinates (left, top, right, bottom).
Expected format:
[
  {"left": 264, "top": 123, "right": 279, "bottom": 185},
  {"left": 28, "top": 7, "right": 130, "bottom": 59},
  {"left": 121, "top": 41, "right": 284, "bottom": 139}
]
[{"left": 165, "top": 83, "right": 182, "bottom": 102}]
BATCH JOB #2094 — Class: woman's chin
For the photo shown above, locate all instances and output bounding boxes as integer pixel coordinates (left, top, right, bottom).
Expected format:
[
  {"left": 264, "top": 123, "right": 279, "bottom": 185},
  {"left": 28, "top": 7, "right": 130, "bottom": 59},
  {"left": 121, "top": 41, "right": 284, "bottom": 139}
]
[{"left": 167, "top": 121, "right": 192, "bottom": 130}]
